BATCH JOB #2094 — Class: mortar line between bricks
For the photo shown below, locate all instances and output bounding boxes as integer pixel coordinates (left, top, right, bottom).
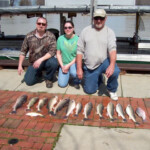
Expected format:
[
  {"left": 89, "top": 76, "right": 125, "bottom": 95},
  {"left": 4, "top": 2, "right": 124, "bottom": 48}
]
[
  {"left": 63, "top": 85, "right": 70, "bottom": 97},
  {"left": 120, "top": 74, "right": 124, "bottom": 97},
  {"left": 143, "top": 98, "right": 150, "bottom": 119},
  {"left": 1, "top": 90, "right": 150, "bottom": 150}
]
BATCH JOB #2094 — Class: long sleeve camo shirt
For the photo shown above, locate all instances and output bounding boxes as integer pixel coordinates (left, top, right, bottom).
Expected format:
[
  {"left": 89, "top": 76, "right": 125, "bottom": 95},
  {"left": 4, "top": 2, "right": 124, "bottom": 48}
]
[{"left": 20, "top": 29, "right": 56, "bottom": 64}]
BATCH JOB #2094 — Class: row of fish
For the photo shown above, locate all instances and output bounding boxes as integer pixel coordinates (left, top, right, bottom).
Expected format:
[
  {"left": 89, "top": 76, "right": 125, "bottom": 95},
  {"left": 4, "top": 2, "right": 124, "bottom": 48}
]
[
  {"left": 11, "top": 95, "right": 146, "bottom": 123},
  {"left": 10, "top": 95, "right": 92, "bottom": 120},
  {"left": 98, "top": 102, "right": 146, "bottom": 124}
]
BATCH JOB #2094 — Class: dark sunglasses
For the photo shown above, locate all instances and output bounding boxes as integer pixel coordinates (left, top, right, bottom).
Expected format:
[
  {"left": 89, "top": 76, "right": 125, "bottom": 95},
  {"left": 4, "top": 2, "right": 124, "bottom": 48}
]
[
  {"left": 37, "top": 22, "right": 46, "bottom": 26},
  {"left": 64, "top": 26, "right": 73, "bottom": 30},
  {"left": 94, "top": 17, "right": 105, "bottom": 21}
]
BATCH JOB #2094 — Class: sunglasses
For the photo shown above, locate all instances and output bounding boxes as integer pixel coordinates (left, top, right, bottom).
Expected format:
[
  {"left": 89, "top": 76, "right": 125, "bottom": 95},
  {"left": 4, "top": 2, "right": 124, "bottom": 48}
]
[
  {"left": 37, "top": 22, "right": 46, "bottom": 26},
  {"left": 64, "top": 26, "right": 73, "bottom": 30},
  {"left": 94, "top": 17, "right": 105, "bottom": 21}
]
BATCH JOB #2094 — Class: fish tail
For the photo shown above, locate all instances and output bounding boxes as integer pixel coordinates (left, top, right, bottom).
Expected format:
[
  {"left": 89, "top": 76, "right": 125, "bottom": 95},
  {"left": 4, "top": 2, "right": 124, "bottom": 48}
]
[
  {"left": 52, "top": 112, "right": 56, "bottom": 116},
  {"left": 26, "top": 108, "right": 31, "bottom": 111},
  {"left": 123, "top": 119, "right": 127, "bottom": 122},
  {"left": 49, "top": 111, "right": 54, "bottom": 115},
  {"left": 100, "top": 116, "right": 104, "bottom": 119},
  {"left": 63, "top": 116, "right": 68, "bottom": 119},
  {"left": 110, "top": 118, "right": 114, "bottom": 122},
  {"left": 11, "top": 110, "right": 16, "bottom": 114},
  {"left": 83, "top": 118, "right": 89, "bottom": 121},
  {"left": 135, "top": 122, "right": 140, "bottom": 125},
  {"left": 142, "top": 119, "right": 147, "bottom": 123}
]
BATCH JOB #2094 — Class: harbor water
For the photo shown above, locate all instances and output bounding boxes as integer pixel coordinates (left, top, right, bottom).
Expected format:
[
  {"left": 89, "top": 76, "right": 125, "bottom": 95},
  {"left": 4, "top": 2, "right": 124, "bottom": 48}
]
[{"left": 1, "top": 13, "right": 150, "bottom": 39}]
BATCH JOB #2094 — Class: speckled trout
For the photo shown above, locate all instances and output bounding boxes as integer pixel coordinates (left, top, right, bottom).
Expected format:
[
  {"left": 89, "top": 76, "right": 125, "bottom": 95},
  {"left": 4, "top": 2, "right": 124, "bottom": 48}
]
[
  {"left": 97, "top": 103, "right": 104, "bottom": 119},
  {"left": 107, "top": 102, "right": 114, "bottom": 122},
  {"left": 116, "top": 103, "right": 126, "bottom": 122},
  {"left": 36, "top": 98, "right": 48, "bottom": 112},
  {"left": 26, "top": 97, "right": 39, "bottom": 111},
  {"left": 53, "top": 98, "right": 70, "bottom": 115},
  {"left": 11, "top": 95, "right": 27, "bottom": 114},
  {"left": 64, "top": 99, "right": 76, "bottom": 118},
  {"left": 48, "top": 96, "right": 58, "bottom": 115},
  {"left": 126, "top": 104, "right": 139, "bottom": 124},
  {"left": 75, "top": 102, "right": 82, "bottom": 116},
  {"left": 83, "top": 102, "right": 93, "bottom": 121}
]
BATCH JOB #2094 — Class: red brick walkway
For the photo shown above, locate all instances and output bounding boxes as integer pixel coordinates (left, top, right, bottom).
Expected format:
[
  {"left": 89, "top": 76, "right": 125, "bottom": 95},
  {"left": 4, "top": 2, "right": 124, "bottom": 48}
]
[{"left": 0, "top": 90, "right": 150, "bottom": 150}]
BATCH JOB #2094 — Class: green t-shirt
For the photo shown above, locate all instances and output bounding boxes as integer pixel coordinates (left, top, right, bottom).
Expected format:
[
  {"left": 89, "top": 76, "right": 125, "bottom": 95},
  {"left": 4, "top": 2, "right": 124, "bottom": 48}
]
[{"left": 57, "top": 34, "right": 79, "bottom": 65}]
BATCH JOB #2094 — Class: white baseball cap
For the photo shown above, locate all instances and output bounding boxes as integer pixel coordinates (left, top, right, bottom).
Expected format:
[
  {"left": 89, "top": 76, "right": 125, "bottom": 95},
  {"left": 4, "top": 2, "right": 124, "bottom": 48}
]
[{"left": 94, "top": 9, "right": 106, "bottom": 18}]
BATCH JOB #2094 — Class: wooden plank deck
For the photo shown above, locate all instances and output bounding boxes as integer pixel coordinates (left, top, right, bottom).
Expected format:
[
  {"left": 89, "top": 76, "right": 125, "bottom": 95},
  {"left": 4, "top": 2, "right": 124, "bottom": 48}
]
[
  {"left": 0, "top": 59, "right": 29, "bottom": 68},
  {"left": 0, "top": 59, "right": 150, "bottom": 72}
]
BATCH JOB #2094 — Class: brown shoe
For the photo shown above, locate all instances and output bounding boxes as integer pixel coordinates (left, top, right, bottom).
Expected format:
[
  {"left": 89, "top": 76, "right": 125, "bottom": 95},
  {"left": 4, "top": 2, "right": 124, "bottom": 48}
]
[
  {"left": 45, "top": 80, "right": 53, "bottom": 88},
  {"left": 74, "top": 84, "right": 80, "bottom": 89}
]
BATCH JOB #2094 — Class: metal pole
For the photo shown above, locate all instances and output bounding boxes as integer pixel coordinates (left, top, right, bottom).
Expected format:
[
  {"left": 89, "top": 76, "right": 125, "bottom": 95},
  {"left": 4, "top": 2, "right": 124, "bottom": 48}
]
[
  {"left": 135, "top": 12, "right": 140, "bottom": 35},
  {"left": 0, "top": 15, "right": 1, "bottom": 34},
  {"left": 90, "top": 0, "right": 94, "bottom": 24},
  {"left": 60, "top": 13, "right": 66, "bottom": 35},
  {"left": 90, "top": 0, "right": 97, "bottom": 25}
]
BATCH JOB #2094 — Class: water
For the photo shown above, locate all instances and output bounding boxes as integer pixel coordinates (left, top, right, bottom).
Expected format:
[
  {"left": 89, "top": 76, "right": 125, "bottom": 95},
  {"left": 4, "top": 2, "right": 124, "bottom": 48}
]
[{"left": 1, "top": 13, "right": 150, "bottom": 39}]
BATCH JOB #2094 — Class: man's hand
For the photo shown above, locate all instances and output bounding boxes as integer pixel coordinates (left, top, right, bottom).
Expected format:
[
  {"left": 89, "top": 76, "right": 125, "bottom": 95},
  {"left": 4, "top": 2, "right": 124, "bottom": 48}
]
[
  {"left": 106, "top": 50, "right": 116, "bottom": 78},
  {"left": 105, "top": 64, "right": 115, "bottom": 78},
  {"left": 76, "top": 54, "right": 83, "bottom": 79},
  {"left": 77, "top": 68, "right": 83, "bottom": 80},
  {"left": 18, "top": 55, "right": 25, "bottom": 75},
  {"left": 33, "top": 58, "right": 43, "bottom": 69},
  {"left": 18, "top": 66, "right": 24, "bottom": 75}
]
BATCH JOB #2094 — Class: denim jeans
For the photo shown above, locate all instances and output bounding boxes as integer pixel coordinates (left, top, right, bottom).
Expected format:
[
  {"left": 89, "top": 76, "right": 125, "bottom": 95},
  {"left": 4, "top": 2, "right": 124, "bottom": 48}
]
[
  {"left": 24, "top": 57, "right": 58, "bottom": 86},
  {"left": 58, "top": 63, "right": 80, "bottom": 87},
  {"left": 83, "top": 58, "right": 120, "bottom": 94}
]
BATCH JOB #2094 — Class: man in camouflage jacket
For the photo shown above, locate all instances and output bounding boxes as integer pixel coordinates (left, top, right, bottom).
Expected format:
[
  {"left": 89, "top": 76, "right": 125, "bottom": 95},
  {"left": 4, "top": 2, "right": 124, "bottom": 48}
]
[{"left": 18, "top": 17, "right": 58, "bottom": 88}]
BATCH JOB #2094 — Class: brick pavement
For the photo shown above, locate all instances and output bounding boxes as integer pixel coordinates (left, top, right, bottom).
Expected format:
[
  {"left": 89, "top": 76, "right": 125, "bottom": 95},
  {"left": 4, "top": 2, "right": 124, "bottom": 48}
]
[{"left": 0, "top": 90, "right": 150, "bottom": 150}]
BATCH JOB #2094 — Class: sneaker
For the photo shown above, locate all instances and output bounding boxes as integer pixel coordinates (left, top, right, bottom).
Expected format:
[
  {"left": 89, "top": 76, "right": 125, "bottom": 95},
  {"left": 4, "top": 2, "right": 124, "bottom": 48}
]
[
  {"left": 108, "top": 91, "right": 118, "bottom": 101},
  {"left": 45, "top": 80, "right": 53, "bottom": 88},
  {"left": 74, "top": 84, "right": 80, "bottom": 89}
]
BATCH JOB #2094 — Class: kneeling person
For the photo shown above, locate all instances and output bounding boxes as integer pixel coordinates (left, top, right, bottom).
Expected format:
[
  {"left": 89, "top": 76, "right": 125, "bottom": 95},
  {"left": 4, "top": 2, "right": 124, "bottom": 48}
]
[
  {"left": 57, "top": 21, "right": 80, "bottom": 89},
  {"left": 77, "top": 9, "right": 120, "bottom": 100},
  {"left": 18, "top": 17, "right": 58, "bottom": 88}
]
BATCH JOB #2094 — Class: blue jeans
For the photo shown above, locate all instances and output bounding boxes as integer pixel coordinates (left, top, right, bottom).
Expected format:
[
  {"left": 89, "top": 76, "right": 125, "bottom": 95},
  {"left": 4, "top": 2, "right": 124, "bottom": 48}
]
[
  {"left": 24, "top": 57, "right": 58, "bottom": 86},
  {"left": 58, "top": 63, "right": 80, "bottom": 87},
  {"left": 83, "top": 58, "right": 120, "bottom": 94}
]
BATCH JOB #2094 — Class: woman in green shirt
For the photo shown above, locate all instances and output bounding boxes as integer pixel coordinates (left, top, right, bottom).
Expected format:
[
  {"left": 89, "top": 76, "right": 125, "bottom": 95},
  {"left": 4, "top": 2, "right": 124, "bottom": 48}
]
[{"left": 57, "top": 21, "right": 80, "bottom": 89}]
